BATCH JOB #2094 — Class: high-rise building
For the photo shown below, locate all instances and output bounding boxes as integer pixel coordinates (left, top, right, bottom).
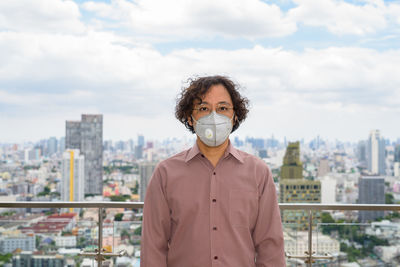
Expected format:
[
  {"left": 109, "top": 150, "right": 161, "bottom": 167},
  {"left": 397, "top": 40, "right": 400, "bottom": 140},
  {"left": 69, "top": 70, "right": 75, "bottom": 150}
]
[
  {"left": 280, "top": 142, "right": 303, "bottom": 179},
  {"left": 135, "top": 145, "right": 143, "bottom": 159},
  {"left": 358, "top": 175, "right": 385, "bottom": 222},
  {"left": 393, "top": 145, "right": 400, "bottom": 177},
  {"left": 139, "top": 162, "right": 157, "bottom": 202},
  {"left": 356, "top": 141, "right": 367, "bottom": 167},
  {"left": 320, "top": 176, "right": 337, "bottom": 204},
  {"left": 66, "top": 121, "right": 81, "bottom": 149},
  {"left": 47, "top": 137, "right": 58, "bottom": 157},
  {"left": 367, "top": 130, "right": 386, "bottom": 175},
  {"left": 59, "top": 137, "right": 65, "bottom": 154},
  {"left": 394, "top": 144, "right": 400, "bottom": 163},
  {"left": 66, "top": 114, "right": 103, "bottom": 195},
  {"left": 280, "top": 142, "right": 321, "bottom": 230},
  {"left": 61, "top": 149, "right": 85, "bottom": 211},
  {"left": 309, "top": 135, "right": 324, "bottom": 150},
  {"left": 394, "top": 162, "right": 400, "bottom": 177},
  {"left": 317, "top": 158, "right": 330, "bottom": 178},
  {"left": 137, "top": 135, "right": 145, "bottom": 147},
  {"left": 128, "top": 139, "right": 134, "bottom": 152}
]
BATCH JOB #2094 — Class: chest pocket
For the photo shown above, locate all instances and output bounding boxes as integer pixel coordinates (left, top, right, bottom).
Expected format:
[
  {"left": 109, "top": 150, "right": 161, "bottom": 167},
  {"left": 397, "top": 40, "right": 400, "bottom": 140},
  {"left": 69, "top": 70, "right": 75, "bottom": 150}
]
[{"left": 229, "top": 189, "right": 258, "bottom": 228}]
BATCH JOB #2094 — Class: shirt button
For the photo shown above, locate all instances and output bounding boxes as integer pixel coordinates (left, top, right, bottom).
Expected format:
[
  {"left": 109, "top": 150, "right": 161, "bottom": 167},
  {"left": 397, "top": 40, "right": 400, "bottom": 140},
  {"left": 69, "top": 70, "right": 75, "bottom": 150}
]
[
  {"left": 213, "top": 227, "right": 217, "bottom": 230},
  {"left": 213, "top": 172, "right": 216, "bottom": 175},
  {"left": 214, "top": 256, "right": 218, "bottom": 260},
  {"left": 212, "top": 199, "right": 216, "bottom": 203}
]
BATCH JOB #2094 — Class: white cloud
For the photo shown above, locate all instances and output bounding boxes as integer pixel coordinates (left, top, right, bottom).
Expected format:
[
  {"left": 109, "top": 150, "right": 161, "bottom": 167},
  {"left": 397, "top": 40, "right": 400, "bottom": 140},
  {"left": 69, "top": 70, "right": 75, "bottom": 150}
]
[
  {"left": 386, "top": 2, "right": 400, "bottom": 25},
  {"left": 0, "top": 0, "right": 85, "bottom": 34},
  {"left": 1, "top": 26, "right": 400, "bottom": 141},
  {"left": 80, "top": 0, "right": 400, "bottom": 39},
  {"left": 1, "top": 0, "right": 400, "bottom": 142},
  {"left": 82, "top": 0, "right": 297, "bottom": 39},
  {"left": 288, "top": 0, "right": 388, "bottom": 35}
]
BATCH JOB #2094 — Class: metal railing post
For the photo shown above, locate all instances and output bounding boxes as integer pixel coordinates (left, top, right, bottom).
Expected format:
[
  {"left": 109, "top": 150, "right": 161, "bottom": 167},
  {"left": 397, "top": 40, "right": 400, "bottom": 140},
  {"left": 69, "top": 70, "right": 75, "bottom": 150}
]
[
  {"left": 307, "top": 209, "right": 313, "bottom": 267},
  {"left": 79, "top": 205, "right": 128, "bottom": 264},
  {"left": 98, "top": 207, "right": 104, "bottom": 267},
  {"left": 285, "top": 208, "right": 334, "bottom": 265}
]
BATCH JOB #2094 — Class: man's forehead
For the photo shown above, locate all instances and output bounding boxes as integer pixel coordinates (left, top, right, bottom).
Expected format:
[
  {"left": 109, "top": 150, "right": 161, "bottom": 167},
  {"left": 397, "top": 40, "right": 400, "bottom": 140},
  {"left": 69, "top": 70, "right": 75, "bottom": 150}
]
[{"left": 194, "top": 93, "right": 232, "bottom": 103}]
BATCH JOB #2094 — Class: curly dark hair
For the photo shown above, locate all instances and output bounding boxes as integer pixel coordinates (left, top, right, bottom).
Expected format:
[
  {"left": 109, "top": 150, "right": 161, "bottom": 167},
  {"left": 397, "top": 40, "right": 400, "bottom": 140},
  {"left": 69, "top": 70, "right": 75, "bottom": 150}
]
[{"left": 175, "top": 75, "right": 250, "bottom": 133}]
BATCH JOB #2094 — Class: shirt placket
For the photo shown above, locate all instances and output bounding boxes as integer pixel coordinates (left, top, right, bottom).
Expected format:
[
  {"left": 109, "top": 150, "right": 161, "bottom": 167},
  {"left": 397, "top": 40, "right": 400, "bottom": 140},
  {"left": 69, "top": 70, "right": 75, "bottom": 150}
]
[{"left": 210, "top": 166, "right": 220, "bottom": 267}]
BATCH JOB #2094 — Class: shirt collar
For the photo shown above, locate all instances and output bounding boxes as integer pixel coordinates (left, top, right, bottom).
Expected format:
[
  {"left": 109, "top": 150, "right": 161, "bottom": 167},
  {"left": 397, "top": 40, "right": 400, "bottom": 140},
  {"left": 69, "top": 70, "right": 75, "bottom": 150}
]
[
  {"left": 226, "top": 141, "right": 244, "bottom": 163},
  {"left": 185, "top": 140, "right": 244, "bottom": 164},
  {"left": 185, "top": 142, "right": 201, "bottom": 162}
]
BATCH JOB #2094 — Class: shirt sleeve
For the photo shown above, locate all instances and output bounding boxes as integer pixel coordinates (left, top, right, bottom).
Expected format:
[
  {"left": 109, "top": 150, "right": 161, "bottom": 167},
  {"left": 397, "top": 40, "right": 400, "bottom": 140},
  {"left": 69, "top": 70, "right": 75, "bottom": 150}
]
[
  {"left": 252, "top": 167, "right": 286, "bottom": 267},
  {"left": 140, "top": 165, "right": 170, "bottom": 267}
]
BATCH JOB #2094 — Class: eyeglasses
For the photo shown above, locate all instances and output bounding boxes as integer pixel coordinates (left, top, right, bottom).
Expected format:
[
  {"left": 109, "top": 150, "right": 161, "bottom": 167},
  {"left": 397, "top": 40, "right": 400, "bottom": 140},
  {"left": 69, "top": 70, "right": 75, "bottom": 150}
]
[{"left": 193, "top": 103, "right": 234, "bottom": 117}]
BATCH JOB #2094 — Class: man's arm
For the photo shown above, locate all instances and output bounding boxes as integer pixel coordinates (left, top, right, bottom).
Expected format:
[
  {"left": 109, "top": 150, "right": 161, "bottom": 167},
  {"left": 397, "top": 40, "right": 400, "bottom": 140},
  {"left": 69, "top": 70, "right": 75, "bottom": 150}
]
[
  {"left": 252, "top": 168, "right": 286, "bottom": 267},
  {"left": 140, "top": 166, "right": 170, "bottom": 267}
]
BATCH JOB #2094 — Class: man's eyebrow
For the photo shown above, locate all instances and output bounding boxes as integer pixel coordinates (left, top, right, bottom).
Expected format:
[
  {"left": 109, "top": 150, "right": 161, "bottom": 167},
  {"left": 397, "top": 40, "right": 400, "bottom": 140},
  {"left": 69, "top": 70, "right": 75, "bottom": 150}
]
[{"left": 196, "top": 101, "right": 231, "bottom": 105}]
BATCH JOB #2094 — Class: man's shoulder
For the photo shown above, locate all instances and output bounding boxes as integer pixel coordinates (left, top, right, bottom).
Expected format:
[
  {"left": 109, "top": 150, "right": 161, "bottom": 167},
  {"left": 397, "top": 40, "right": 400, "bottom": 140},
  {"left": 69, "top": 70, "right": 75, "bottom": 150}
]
[
  {"left": 158, "top": 147, "right": 191, "bottom": 168},
  {"left": 234, "top": 147, "right": 269, "bottom": 169}
]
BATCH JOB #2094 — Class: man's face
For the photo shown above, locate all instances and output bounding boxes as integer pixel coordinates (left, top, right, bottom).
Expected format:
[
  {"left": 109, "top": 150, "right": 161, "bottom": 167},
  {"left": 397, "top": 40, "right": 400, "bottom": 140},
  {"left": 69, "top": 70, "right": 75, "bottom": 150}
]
[{"left": 190, "top": 84, "right": 234, "bottom": 125}]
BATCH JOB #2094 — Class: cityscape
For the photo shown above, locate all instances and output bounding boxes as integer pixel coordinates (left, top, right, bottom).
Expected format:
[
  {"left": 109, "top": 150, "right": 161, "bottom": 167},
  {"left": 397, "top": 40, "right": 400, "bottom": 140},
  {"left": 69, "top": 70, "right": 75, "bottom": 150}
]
[
  {"left": 1, "top": 0, "right": 400, "bottom": 266},
  {"left": 0, "top": 114, "right": 399, "bottom": 266}
]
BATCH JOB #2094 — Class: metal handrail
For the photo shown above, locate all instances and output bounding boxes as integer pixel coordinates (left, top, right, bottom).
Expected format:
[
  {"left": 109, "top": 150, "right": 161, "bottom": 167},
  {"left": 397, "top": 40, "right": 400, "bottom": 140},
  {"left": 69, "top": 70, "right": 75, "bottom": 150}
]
[
  {"left": 1, "top": 201, "right": 399, "bottom": 210},
  {"left": 1, "top": 202, "right": 397, "bottom": 267},
  {"left": 0, "top": 201, "right": 144, "bottom": 209},
  {"left": 279, "top": 203, "right": 400, "bottom": 210}
]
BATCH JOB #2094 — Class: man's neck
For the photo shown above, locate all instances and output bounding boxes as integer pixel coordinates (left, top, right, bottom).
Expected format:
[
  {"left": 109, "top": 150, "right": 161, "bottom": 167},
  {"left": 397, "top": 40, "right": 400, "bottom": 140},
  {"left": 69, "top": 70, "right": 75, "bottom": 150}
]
[{"left": 197, "top": 138, "right": 229, "bottom": 168}]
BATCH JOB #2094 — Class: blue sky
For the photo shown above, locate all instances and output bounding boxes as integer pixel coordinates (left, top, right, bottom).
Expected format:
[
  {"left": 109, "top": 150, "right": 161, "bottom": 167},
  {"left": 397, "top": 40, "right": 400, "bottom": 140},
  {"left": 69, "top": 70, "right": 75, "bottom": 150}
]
[{"left": 0, "top": 0, "right": 400, "bottom": 143}]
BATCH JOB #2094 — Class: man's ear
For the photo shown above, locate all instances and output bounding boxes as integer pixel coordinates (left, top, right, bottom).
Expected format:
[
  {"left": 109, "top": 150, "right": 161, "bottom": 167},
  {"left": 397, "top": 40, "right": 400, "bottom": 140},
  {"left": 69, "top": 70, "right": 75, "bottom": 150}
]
[
  {"left": 233, "top": 114, "right": 238, "bottom": 123},
  {"left": 232, "top": 114, "right": 239, "bottom": 128}
]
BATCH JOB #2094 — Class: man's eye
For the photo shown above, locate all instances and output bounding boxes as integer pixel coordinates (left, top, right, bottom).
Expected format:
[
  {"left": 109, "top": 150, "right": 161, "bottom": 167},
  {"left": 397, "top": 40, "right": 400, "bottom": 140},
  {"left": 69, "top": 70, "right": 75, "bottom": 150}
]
[{"left": 199, "top": 107, "right": 209, "bottom": 112}]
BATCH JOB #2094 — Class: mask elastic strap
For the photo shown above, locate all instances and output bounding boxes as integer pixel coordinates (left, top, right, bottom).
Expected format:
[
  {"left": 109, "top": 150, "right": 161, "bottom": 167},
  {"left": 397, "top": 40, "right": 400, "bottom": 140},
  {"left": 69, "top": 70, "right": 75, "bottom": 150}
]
[{"left": 191, "top": 115, "right": 198, "bottom": 124}]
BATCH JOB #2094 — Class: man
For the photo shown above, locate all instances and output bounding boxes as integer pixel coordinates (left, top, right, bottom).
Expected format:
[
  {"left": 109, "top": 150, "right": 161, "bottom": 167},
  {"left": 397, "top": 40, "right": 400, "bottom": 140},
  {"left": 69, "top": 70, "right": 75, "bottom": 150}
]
[{"left": 140, "top": 76, "right": 286, "bottom": 267}]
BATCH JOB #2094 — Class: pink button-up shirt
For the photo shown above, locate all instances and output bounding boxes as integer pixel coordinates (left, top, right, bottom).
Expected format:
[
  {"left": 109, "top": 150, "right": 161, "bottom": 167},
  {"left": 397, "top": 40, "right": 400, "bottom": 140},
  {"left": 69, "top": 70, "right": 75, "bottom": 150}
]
[{"left": 141, "top": 141, "right": 286, "bottom": 267}]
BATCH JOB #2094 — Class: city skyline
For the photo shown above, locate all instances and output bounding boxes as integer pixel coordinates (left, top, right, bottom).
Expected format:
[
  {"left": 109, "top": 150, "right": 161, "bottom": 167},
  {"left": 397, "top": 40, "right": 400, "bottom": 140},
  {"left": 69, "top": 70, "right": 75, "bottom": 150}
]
[
  {"left": 1, "top": 128, "right": 400, "bottom": 146},
  {"left": 1, "top": 0, "right": 400, "bottom": 142}
]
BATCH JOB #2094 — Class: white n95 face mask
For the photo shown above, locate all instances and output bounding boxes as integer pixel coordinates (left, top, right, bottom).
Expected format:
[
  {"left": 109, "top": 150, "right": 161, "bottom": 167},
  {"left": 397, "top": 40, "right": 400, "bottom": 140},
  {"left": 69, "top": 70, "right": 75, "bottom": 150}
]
[{"left": 192, "top": 111, "right": 233, "bottom": 147}]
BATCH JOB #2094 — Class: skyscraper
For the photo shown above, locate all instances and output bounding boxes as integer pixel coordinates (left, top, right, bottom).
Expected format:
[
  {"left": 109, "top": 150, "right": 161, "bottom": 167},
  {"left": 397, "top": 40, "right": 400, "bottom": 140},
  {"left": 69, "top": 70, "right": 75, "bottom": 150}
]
[
  {"left": 139, "top": 162, "right": 157, "bottom": 202},
  {"left": 356, "top": 140, "right": 367, "bottom": 167},
  {"left": 280, "top": 141, "right": 321, "bottom": 230},
  {"left": 394, "top": 162, "right": 400, "bottom": 177},
  {"left": 358, "top": 175, "right": 385, "bottom": 222},
  {"left": 394, "top": 144, "right": 400, "bottom": 163},
  {"left": 137, "top": 135, "right": 145, "bottom": 147},
  {"left": 367, "top": 130, "right": 386, "bottom": 176},
  {"left": 394, "top": 145, "right": 400, "bottom": 177},
  {"left": 66, "top": 114, "right": 103, "bottom": 195},
  {"left": 61, "top": 149, "right": 85, "bottom": 212},
  {"left": 47, "top": 137, "right": 58, "bottom": 157},
  {"left": 59, "top": 137, "right": 65, "bottom": 154},
  {"left": 135, "top": 134, "right": 145, "bottom": 159},
  {"left": 280, "top": 141, "right": 303, "bottom": 179}
]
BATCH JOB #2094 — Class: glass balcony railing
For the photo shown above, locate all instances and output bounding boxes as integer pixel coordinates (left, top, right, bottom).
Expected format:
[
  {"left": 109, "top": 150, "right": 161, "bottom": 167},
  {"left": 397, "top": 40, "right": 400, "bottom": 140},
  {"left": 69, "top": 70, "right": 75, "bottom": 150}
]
[{"left": 0, "top": 202, "right": 399, "bottom": 267}]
